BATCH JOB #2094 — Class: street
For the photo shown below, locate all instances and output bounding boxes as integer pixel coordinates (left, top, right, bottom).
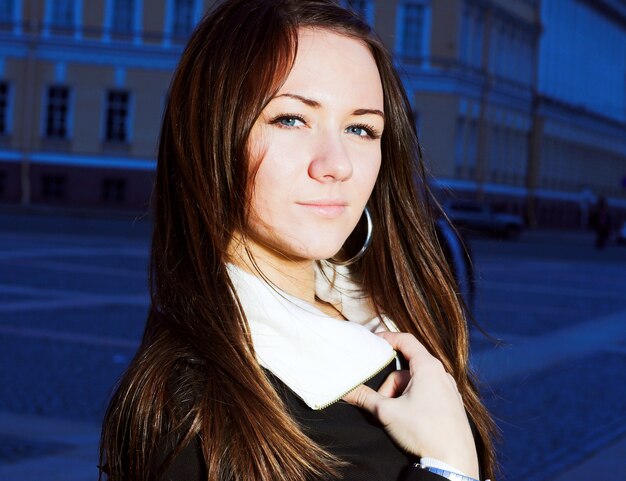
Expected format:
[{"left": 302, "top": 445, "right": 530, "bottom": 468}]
[
  {"left": 1, "top": 211, "right": 625, "bottom": 481},
  {"left": 469, "top": 232, "right": 626, "bottom": 480}
]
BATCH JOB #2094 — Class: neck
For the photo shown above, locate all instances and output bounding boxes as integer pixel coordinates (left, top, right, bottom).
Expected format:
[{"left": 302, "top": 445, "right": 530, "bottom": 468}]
[{"left": 227, "top": 234, "right": 317, "bottom": 304}]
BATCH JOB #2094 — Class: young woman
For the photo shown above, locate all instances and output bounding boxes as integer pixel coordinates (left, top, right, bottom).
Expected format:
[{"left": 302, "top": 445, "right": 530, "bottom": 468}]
[{"left": 99, "top": 1, "right": 497, "bottom": 480}]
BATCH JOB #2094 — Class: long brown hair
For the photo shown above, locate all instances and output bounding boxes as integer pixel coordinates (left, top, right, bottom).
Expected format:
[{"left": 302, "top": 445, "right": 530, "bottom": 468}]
[{"left": 99, "top": 1, "right": 497, "bottom": 480}]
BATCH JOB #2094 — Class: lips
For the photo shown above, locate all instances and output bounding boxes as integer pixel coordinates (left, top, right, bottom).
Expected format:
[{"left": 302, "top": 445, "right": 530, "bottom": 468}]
[{"left": 296, "top": 200, "right": 348, "bottom": 218}]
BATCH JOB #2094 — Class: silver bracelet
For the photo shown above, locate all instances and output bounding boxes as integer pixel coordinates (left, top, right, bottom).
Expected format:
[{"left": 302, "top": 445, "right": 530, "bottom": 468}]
[{"left": 415, "top": 464, "right": 482, "bottom": 481}]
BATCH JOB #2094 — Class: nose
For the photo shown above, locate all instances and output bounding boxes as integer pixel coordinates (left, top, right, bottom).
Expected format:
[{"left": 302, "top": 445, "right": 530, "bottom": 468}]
[{"left": 307, "top": 130, "right": 353, "bottom": 182}]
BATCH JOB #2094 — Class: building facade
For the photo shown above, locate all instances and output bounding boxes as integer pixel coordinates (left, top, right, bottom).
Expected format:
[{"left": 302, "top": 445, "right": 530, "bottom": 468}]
[
  {"left": 531, "top": 0, "right": 626, "bottom": 227},
  {"left": 0, "top": 0, "right": 208, "bottom": 209},
  {"left": 376, "top": 0, "right": 541, "bottom": 221},
  {"left": 358, "top": 0, "right": 626, "bottom": 228},
  {"left": 0, "top": 0, "right": 625, "bottom": 228}
]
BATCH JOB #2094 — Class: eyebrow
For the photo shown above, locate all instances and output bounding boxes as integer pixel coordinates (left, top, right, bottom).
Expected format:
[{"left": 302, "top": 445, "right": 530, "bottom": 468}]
[{"left": 274, "top": 93, "right": 385, "bottom": 120}]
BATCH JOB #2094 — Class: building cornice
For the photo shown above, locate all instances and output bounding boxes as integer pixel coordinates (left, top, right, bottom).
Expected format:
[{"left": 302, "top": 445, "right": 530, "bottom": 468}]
[
  {"left": 580, "top": 0, "right": 626, "bottom": 27},
  {"left": 0, "top": 31, "right": 184, "bottom": 70},
  {"left": 538, "top": 95, "right": 626, "bottom": 131}
]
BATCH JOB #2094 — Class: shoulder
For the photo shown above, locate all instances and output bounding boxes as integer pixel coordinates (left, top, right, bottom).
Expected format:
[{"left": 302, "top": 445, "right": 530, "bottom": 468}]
[{"left": 152, "top": 360, "right": 207, "bottom": 481}]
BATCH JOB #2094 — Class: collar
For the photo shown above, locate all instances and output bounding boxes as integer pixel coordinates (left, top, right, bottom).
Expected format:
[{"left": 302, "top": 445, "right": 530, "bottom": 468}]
[{"left": 227, "top": 261, "right": 396, "bottom": 410}]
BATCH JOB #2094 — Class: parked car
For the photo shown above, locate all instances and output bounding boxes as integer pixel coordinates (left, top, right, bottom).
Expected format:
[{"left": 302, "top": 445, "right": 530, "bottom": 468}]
[
  {"left": 617, "top": 221, "right": 626, "bottom": 245},
  {"left": 443, "top": 200, "right": 524, "bottom": 239}
]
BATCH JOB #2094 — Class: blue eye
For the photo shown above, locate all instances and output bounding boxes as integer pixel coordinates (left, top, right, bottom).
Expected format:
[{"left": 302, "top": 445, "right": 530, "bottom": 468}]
[
  {"left": 272, "top": 115, "right": 306, "bottom": 128},
  {"left": 347, "top": 126, "right": 369, "bottom": 137},
  {"left": 346, "top": 124, "right": 381, "bottom": 139}
]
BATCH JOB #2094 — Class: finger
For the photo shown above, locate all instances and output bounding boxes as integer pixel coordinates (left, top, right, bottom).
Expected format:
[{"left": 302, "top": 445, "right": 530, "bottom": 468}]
[
  {"left": 376, "top": 332, "right": 432, "bottom": 364},
  {"left": 378, "top": 370, "right": 411, "bottom": 397},
  {"left": 342, "top": 384, "right": 384, "bottom": 414}
]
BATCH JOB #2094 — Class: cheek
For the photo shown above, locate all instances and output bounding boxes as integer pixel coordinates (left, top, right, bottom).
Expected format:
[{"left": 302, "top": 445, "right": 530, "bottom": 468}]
[
  {"left": 355, "top": 154, "right": 382, "bottom": 200},
  {"left": 248, "top": 149, "right": 301, "bottom": 221},
  {"left": 247, "top": 130, "right": 283, "bottom": 208}
]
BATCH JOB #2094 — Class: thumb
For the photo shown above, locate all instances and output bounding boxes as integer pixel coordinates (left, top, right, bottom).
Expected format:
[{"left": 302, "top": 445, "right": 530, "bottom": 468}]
[{"left": 342, "top": 384, "right": 383, "bottom": 414}]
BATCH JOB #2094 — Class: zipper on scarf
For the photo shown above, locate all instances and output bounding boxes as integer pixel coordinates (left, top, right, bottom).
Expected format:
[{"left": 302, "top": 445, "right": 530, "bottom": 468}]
[{"left": 313, "top": 351, "right": 397, "bottom": 410}]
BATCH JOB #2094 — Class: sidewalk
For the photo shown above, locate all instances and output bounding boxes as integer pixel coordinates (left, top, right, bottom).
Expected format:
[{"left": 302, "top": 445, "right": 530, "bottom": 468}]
[
  {"left": 552, "top": 434, "right": 626, "bottom": 481},
  {"left": 0, "top": 412, "right": 100, "bottom": 481},
  {"left": 470, "top": 306, "right": 626, "bottom": 481}
]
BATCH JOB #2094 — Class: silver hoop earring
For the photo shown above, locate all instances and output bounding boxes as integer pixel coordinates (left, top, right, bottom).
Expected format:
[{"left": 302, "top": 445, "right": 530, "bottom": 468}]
[{"left": 328, "top": 206, "right": 373, "bottom": 266}]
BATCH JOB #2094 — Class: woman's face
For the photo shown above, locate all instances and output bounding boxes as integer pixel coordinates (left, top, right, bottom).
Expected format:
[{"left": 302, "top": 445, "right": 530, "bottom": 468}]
[{"left": 245, "top": 28, "right": 384, "bottom": 261}]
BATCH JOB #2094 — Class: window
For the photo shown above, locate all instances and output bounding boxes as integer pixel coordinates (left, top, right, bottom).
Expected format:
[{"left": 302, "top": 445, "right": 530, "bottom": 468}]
[
  {"left": 460, "top": 7, "right": 484, "bottom": 68},
  {"left": 41, "top": 174, "right": 66, "bottom": 199},
  {"left": 105, "top": 90, "right": 130, "bottom": 143},
  {"left": 0, "top": 82, "right": 9, "bottom": 135},
  {"left": 470, "top": 15, "right": 484, "bottom": 68},
  {"left": 172, "top": 0, "right": 196, "bottom": 38},
  {"left": 489, "top": 18, "right": 533, "bottom": 82},
  {"left": 459, "top": 7, "right": 470, "bottom": 63},
  {"left": 454, "top": 117, "right": 466, "bottom": 176},
  {"left": 0, "top": 0, "right": 14, "bottom": 25},
  {"left": 112, "top": 0, "right": 134, "bottom": 34},
  {"left": 102, "top": 178, "right": 126, "bottom": 203},
  {"left": 45, "top": 86, "right": 70, "bottom": 139},
  {"left": 50, "top": 0, "right": 74, "bottom": 28},
  {"left": 466, "top": 119, "right": 478, "bottom": 178},
  {"left": 400, "top": 3, "right": 426, "bottom": 58}
]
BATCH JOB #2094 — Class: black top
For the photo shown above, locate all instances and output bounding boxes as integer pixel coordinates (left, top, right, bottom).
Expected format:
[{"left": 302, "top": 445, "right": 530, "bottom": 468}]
[{"left": 157, "top": 362, "right": 449, "bottom": 481}]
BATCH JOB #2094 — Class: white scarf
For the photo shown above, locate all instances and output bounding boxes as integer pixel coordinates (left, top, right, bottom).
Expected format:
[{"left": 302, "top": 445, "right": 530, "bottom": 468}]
[
  {"left": 227, "top": 262, "right": 396, "bottom": 410},
  {"left": 226, "top": 263, "right": 474, "bottom": 478}
]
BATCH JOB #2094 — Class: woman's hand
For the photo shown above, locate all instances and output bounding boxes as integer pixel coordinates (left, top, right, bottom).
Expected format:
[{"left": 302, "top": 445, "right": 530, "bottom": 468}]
[{"left": 343, "top": 332, "right": 479, "bottom": 479}]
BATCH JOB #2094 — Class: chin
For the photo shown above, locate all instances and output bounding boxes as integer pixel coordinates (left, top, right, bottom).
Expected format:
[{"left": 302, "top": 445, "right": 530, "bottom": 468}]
[
  {"left": 298, "top": 240, "right": 347, "bottom": 261},
  {"left": 256, "top": 226, "right": 352, "bottom": 261}
]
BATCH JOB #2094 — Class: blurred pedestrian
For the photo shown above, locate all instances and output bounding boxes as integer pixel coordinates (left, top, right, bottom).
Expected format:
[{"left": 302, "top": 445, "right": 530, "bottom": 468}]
[
  {"left": 98, "top": 1, "right": 497, "bottom": 481},
  {"left": 593, "top": 196, "right": 611, "bottom": 249}
]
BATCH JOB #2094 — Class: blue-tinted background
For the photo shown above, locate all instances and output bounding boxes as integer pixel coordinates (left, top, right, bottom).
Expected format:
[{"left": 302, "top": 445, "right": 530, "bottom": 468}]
[{"left": 1, "top": 1, "right": 626, "bottom": 480}]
